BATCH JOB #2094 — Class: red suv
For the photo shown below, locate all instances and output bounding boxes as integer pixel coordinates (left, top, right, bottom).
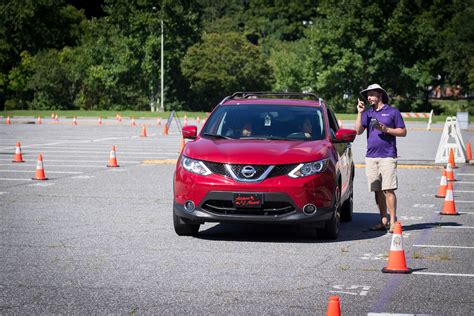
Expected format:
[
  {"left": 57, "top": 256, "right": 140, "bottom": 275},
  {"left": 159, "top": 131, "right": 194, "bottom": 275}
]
[{"left": 173, "top": 92, "right": 356, "bottom": 239}]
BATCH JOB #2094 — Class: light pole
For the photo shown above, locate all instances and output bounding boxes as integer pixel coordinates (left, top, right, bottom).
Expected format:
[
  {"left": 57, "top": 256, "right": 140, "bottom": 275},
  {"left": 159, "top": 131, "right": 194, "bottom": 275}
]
[
  {"left": 160, "top": 18, "right": 164, "bottom": 112},
  {"left": 152, "top": 6, "right": 164, "bottom": 112}
]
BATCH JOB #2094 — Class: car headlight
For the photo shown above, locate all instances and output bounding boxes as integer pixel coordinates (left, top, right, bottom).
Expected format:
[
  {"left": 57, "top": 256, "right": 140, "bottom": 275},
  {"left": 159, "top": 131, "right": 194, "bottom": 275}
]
[
  {"left": 181, "top": 156, "right": 212, "bottom": 176},
  {"left": 288, "top": 159, "right": 329, "bottom": 178}
]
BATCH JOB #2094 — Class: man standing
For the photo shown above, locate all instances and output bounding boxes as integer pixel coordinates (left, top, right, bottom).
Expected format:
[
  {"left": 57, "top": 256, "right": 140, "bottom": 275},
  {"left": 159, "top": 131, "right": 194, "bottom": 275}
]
[{"left": 355, "top": 84, "right": 407, "bottom": 233}]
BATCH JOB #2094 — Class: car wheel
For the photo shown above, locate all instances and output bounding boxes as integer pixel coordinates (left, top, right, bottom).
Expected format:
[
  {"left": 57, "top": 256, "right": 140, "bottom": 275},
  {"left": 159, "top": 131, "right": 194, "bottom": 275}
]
[
  {"left": 173, "top": 212, "right": 200, "bottom": 236},
  {"left": 341, "top": 169, "right": 354, "bottom": 222},
  {"left": 340, "top": 192, "right": 353, "bottom": 222},
  {"left": 319, "top": 184, "right": 341, "bottom": 240}
]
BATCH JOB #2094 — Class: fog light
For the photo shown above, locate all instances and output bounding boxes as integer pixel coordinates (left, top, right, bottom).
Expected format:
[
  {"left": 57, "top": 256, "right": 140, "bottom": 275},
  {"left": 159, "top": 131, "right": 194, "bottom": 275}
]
[
  {"left": 303, "top": 203, "right": 317, "bottom": 215},
  {"left": 184, "top": 200, "right": 195, "bottom": 212}
]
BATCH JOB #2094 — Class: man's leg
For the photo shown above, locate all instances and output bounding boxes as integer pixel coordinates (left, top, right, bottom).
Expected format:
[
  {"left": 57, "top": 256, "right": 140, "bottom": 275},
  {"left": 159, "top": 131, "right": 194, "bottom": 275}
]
[
  {"left": 375, "top": 190, "right": 388, "bottom": 225},
  {"left": 384, "top": 189, "right": 397, "bottom": 226}
]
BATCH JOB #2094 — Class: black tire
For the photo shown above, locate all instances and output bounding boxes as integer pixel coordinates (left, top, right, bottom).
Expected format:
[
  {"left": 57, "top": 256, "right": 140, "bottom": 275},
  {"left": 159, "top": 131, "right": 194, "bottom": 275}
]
[
  {"left": 173, "top": 212, "right": 200, "bottom": 236},
  {"left": 341, "top": 168, "right": 354, "bottom": 222},
  {"left": 340, "top": 192, "right": 353, "bottom": 222},
  {"left": 319, "top": 184, "right": 341, "bottom": 240}
]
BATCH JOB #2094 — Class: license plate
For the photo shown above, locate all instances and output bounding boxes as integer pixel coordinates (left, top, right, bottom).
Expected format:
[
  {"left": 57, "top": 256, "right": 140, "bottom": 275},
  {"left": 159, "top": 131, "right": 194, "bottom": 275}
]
[{"left": 234, "top": 193, "right": 263, "bottom": 208}]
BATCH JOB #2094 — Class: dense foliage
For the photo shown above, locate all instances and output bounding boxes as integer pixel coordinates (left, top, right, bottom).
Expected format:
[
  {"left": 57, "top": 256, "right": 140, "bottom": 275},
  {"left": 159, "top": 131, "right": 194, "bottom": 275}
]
[{"left": 1, "top": 0, "right": 473, "bottom": 112}]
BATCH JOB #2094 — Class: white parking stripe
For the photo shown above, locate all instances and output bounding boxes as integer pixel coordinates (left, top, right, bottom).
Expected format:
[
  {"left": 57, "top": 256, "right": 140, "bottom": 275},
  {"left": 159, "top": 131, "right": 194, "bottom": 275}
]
[
  {"left": 455, "top": 190, "right": 474, "bottom": 193},
  {"left": 0, "top": 178, "right": 31, "bottom": 181},
  {"left": 456, "top": 181, "right": 474, "bottom": 184},
  {"left": 413, "top": 244, "right": 474, "bottom": 249},
  {"left": 413, "top": 272, "right": 474, "bottom": 277},
  {"left": 457, "top": 173, "right": 474, "bottom": 176},
  {"left": 0, "top": 170, "right": 82, "bottom": 174},
  {"left": 0, "top": 164, "right": 103, "bottom": 168},
  {"left": 455, "top": 200, "right": 474, "bottom": 203},
  {"left": 0, "top": 159, "right": 140, "bottom": 163}
]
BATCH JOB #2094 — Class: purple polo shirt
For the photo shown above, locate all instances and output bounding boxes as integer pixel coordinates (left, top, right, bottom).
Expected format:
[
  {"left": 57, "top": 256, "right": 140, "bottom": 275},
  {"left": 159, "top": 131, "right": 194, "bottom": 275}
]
[{"left": 361, "top": 104, "right": 405, "bottom": 158}]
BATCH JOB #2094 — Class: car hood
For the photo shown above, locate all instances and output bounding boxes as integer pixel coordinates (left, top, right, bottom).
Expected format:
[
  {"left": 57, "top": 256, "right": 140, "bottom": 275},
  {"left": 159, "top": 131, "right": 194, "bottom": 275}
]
[{"left": 183, "top": 137, "right": 333, "bottom": 164}]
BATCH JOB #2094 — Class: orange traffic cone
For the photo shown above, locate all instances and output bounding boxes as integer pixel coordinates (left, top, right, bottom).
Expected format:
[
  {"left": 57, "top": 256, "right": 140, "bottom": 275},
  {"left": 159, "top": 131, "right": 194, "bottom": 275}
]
[
  {"left": 6, "top": 116, "right": 11, "bottom": 124},
  {"left": 118, "top": 115, "right": 122, "bottom": 122},
  {"left": 382, "top": 221, "right": 412, "bottom": 274},
  {"left": 184, "top": 117, "right": 188, "bottom": 126},
  {"left": 12, "top": 142, "right": 25, "bottom": 163},
  {"left": 196, "top": 115, "right": 200, "bottom": 124},
  {"left": 448, "top": 148, "right": 457, "bottom": 168},
  {"left": 440, "top": 181, "right": 459, "bottom": 215},
  {"left": 435, "top": 169, "right": 448, "bottom": 198},
  {"left": 32, "top": 154, "right": 48, "bottom": 180},
  {"left": 466, "top": 143, "right": 473, "bottom": 161},
  {"left": 446, "top": 162, "right": 456, "bottom": 181},
  {"left": 51, "top": 112, "right": 55, "bottom": 120},
  {"left": 338, "top": 119, "right": 343, "bottom": 128},
  {"left": 157, "top": 117, "right": 161, "bottom": 126},
  {"left": 107, "top": 146, "right": 119, "bottom": 167},
  {"left": 72, "top": 116, "right": 77, "bottom": 125},
  {"left": 37, "top": 116, "right": 42, "bottom": 124},
  {"left": 131, "top": 117, "right": 136, "bottom": 126},
  {"left": 140, "top": 125, "right": 147, "bottom": 137},
  {"left": 325, "top": 296, "right": 341, "bottom": 316},
  {"left": 55, "top": 113, "right": 58, "bottom": 121},
  {"left": 98, "top": 117, "right": 102, "bottom": 125},
  {"left": 163, "top": 124, "right": 168, "bottom": 136}
]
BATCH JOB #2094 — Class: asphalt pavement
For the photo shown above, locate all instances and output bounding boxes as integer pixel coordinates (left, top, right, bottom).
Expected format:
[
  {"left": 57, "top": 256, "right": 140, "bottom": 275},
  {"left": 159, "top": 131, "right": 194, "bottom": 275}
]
[{"left": 1, "top": 116, "right": 473, "bottom": 314}]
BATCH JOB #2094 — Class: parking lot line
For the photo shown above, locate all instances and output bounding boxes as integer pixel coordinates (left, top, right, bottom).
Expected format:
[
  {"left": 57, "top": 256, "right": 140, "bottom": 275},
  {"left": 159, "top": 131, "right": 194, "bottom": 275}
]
[
  {"left": 455, "top": 190, "right": 474, "bottom": 193},
  {"left": 0, "top": 170, "right": 82, "bottom": 174},
  {"left": 456, "top": 181, "right": 474, "bottom": 184},
  {"left": 413, "top": 244, "right": 474, "bottom": 249},
  {"left": 0, "top": 164, "right": 103, "bottom": 168},
  {"left": 0, "top": 158, "right": 140, "bottom": 163},
  {"left": 457, "top": 173, "right": 474, "bottom": 176},
  {"left": 413, "top": 272, "right": 474, "bottom": 277},
  {"left": 0, "top": 178, "right": 31, "bottom": 181},
  {"left": 455, "top": 200, "right": 474, "bottom": 203}
]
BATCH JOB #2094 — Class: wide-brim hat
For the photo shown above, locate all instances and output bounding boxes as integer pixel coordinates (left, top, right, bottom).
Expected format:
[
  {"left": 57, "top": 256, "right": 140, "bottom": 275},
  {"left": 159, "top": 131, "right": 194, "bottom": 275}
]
[{"left": 360, "top": 83, "right": 389, "bottom": 104}]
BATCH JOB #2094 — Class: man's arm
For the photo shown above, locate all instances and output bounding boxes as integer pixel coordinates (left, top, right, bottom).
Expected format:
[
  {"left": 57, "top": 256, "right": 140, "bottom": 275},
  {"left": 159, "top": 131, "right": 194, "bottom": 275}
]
[
  {"left": 380, "top": 126, "right": 407, "bottom": 137},
  {"left": 355, "top": 98, "right": 366, "bottom": 135}
]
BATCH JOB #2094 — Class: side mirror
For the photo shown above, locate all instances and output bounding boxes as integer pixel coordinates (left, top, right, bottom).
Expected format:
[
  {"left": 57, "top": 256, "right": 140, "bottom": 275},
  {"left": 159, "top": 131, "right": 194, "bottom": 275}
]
[
  {"left": 334, "top": 129, "right": 357, "bottom": 143},
  {"left": 182, "top": 125, "right": 197, "bottom": 139}
]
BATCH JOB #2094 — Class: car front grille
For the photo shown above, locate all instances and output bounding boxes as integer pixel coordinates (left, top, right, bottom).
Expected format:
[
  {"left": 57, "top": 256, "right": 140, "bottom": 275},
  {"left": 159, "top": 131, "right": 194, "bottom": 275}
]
[
  {"left": 204, "top": 162, "right": 298, "bottom": 181},
  {"left": 201, "top": 200, "right": 295, "bottom": 216}
]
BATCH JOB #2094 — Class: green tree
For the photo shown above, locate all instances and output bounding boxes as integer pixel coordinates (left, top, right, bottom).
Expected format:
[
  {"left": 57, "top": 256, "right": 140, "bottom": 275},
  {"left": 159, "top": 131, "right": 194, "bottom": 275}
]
[
  {"left": 181, "top": 32, "right": 273, "bottom": 110},
  {"left": 0, "top": 0, "right": 85, "bottom": 110}
]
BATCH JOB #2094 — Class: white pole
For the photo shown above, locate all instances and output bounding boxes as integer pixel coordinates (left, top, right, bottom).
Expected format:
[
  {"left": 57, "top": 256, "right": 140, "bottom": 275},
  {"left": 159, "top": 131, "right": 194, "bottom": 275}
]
[
  {"left": 160, "top": 19, "right": 164, "bottom": 112},
  {"left": 427, "top": 109, "right": 434, "bottom": 131}
]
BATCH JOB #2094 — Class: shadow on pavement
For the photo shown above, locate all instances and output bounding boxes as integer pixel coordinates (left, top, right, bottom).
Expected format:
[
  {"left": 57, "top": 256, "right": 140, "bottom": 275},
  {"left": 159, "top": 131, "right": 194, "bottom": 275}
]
[{"left": 196, "top": 212, "right": 395, "bottom": 243}]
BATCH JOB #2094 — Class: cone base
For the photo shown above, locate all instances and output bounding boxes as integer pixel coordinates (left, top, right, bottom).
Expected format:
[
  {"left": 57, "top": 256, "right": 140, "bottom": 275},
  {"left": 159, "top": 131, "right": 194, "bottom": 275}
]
[
  {"left": 32, "top": 177, "right": 48, "bottom": 181},
  {"left": 447, "top": 179, "right": 457, "bottom": 182},
  {"left": 440, "top": 212, "right": 459, "bottom": 216},
  {"left": 107, "top": 164, "right": 120, "bottom": 168},
  {"left": 382, "top": 267, "right": 412, "bottom": 274},
  {"left": 12, "top": 160, "right": 25, "bottom": 163},
  {"left": 435, "top": 195, "right": 446, "bottom": 198}
]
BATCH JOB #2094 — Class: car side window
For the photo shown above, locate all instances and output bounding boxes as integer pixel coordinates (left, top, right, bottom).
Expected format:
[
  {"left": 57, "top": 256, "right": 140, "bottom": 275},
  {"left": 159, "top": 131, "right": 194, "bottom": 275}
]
[{"left": 326, "top": 109, "right": 339, "bottom": 139}]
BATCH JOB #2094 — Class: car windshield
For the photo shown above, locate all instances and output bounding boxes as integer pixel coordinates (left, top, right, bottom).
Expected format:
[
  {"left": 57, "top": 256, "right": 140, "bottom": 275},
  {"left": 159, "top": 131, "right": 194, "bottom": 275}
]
[{"left": 202, "top": 104, "right": 325, "bottom": 140}]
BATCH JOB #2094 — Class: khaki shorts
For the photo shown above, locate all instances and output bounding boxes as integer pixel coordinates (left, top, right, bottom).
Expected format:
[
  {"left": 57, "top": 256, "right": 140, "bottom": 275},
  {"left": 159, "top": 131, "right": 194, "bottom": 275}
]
[{"left": 365, "top": 157, "right": 398, "bottom": 192}]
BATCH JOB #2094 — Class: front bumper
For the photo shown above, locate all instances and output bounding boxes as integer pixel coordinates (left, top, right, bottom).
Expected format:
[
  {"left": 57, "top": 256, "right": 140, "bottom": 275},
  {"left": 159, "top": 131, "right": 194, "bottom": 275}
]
[{"left": 173, "top": 190, "right": 334, "bottom": 225}]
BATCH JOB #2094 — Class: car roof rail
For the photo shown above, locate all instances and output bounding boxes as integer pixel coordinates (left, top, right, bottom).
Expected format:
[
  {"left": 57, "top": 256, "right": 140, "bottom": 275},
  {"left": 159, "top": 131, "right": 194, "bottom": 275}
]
[{"left": 226, "top": 91, "right": 323, "bottom": 102}]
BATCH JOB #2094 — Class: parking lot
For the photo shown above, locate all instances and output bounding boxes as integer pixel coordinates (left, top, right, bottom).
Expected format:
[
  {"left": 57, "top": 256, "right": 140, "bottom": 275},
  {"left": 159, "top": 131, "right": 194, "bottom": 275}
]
[{"left": 1, "top": 116, "right": 473, "bottom": 314}]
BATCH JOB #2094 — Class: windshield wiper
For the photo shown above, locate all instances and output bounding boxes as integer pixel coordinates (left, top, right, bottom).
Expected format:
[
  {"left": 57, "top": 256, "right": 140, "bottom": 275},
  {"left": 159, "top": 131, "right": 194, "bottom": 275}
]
[
  {"left": 203, "top": 133, "right": 233, "bottom": 140},
  {"left": 266, "top": 136, "right": 291, "bottom": 140}
]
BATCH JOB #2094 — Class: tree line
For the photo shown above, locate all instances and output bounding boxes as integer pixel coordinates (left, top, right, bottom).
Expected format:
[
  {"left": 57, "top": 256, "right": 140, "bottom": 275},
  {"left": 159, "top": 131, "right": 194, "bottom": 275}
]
[{"left": 1, "top": 0, "right": 473, "bottom": 113}]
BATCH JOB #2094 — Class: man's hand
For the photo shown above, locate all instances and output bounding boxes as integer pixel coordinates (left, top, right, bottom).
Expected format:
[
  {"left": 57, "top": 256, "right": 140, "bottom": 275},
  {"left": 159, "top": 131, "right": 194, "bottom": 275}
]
[{"left": 357, "top": 98, "right": 365, "bottom": 113}]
